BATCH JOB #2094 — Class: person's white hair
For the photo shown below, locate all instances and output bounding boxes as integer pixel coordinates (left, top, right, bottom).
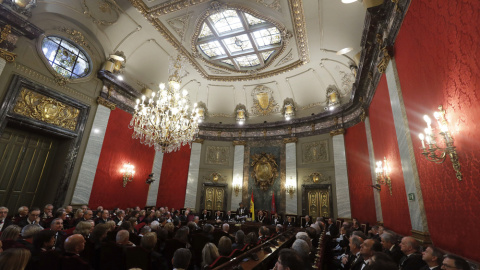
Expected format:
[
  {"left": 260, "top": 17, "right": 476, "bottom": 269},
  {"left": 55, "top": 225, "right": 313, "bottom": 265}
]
[
  {"left": 150, "top": 221, "right": 160, "bottom": 230},
  {"left": 292, "top": 239, "right": 310, "bottom": 259},
  {"left": 295, "top": 232, "right": 308, "bottom": 239},
  {"left": 116, "top": 230, "right": 129, "bottom": 244},
  {"left": 222, "top": 223, "right": 229, "bottom": 232}
]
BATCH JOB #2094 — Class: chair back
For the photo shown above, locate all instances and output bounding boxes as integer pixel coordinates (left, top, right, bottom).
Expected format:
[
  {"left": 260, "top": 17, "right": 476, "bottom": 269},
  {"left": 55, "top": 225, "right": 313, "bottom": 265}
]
[
  {"left": 228, "top": 248, "right": 243, "bottom": 259},
  {"left": 207, "top": 256, "right": 230, "bottom": 269},
  {"left": 125, "top": 246, "right": 151, "bottom": 270}
]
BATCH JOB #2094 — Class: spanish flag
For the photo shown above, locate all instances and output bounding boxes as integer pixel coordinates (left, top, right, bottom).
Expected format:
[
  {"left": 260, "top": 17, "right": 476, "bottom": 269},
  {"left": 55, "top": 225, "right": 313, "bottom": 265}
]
[{"left": 250, "top": 191, "right": 255, "bottom": 220}]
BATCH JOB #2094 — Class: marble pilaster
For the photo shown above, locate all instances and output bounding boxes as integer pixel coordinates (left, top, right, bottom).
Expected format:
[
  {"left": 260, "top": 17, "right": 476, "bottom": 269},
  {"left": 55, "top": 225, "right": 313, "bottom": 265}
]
[
  {"left": 184, "top": 142, "right": 202, "bottom": 209},
  {"left": 0, "top": 59, "right": 6, "bottom": 76},
  {"left": 285, "top": 142, "right": 297, "bottom": 214},
  {"left": 332, "top": 134, "right": 352, "bottom": 219},
  {"left": 72, "top": 105, "right": 111, "bottom": 205},
  {"left": 231, "top": 144, "right": 244, "bottom": 210},
  {"left": 146, "top": 151, "right": 164, "bottom": 206},
  {"left": 365, "top": 117, "right": 383, "bottom": 222},
  {"left": 386, "top": 59, "right": 428, "bottom": 232}
]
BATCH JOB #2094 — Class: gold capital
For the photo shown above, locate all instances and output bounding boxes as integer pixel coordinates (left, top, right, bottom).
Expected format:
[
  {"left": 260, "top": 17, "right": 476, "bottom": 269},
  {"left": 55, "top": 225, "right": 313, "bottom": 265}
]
[
  {"left": 283, "top": 137, "right": 298, "bottom": 144},
  {"left": 233, "top": 140, "right": 247, "bottom": 146},
  {"left": 96, "top": 96, "right": 116, "bottom": 110},
  {"left": 329, "top": 128, "right": 345, "bottom": 136}
]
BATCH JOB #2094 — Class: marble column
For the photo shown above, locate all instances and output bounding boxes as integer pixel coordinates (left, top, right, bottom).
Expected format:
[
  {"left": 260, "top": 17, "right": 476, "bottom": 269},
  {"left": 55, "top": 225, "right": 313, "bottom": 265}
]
[
  {"left": 184, "top": 140, "right": 203, "bottom": 210},
  {"left": 284, "top": 138, "right": 298, "bottom": 215},
  {"left": 332, "top": 132, "right": 352, "bottom": 219},
  {"left": 364, "top": 117, "right": 383, "bottom": 222},
  {"left": 72, "top": 103, "right": 112, "bottom": 205},
  {"left": 386, "top": 58, "right": 429, "bottom": 234},
  {"left": 0, "top": 59, "right": 6, "bottom": 76},
  {"left": 231, "top": 141, "right": 246, "bottom": 211},
  {"left": 146, "top": 151, "right": 164, "bottom": 206}
]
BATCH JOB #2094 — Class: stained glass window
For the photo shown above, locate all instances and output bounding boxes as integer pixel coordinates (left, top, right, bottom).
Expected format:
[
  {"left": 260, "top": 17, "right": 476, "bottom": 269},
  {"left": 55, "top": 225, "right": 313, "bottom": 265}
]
[
  {"left": 196, "top": 9, "right": 283, "bottom": 70},
  {"left": 41, "top": 36, "right": 91, "bottom": 79}
]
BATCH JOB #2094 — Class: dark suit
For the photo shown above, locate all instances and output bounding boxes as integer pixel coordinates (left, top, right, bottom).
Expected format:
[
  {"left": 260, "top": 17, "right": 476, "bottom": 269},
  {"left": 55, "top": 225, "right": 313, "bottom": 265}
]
[
  {"left": 0, "top": 218, "right": 13, "bottom": 232},
  {"left": 399, "top": 253, "right": 427, "bottom": 270},
  {"left": 284, "top": 220, "right": 295, "bottom": 227},
  {"left": 223, "top": 214, "right": 234, "bottom": 222},
  {"left": 420, "top": 266, "right": 441, "bottom": 270},
  {"left": 236, "top": 207, "right": 247, "bottom": 216},
  {"left": 349, "top": 254, "right": 365, "bottom": 270},
  {"left": 303, "top": 220, "right": 312, "bottom": 228},
  {"left": 256, "top": 215, "right": 266, "bottom": 223},
  {"left": 94, "top": 218, "right": 109, "bottom": 225},
  {"left": 213, "top": 214, "right": 222, "bottom": 221},
  {"left": 385, "top": 244, "right": 403, "bottom": 265},
  {"left": 18, "top": 218, "right": 39, "bottom": 228},
  {"left": 272, "top": 217, "right": 283, "bottom": 225},
  {"left": 61, "top": 252, "right": 91, "bottom": 270},
  {"left": 200, "top": 213, "right": 210, "bottom": 220},
  {"left": 327, "top": 223, "right": 339, "bottom": 236},
  {"left": 74, "top": 218, "right": 90, "bottom": 226}
]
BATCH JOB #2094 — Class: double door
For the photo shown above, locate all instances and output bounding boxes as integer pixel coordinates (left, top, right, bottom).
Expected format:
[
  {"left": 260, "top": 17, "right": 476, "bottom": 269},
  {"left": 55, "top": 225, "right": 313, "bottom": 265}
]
[
  {"left": 204, "top": 186, "right": 225, "bottom": 211},
  {"left": 307, "top": 189, "right": 331, "bottom": 218}
]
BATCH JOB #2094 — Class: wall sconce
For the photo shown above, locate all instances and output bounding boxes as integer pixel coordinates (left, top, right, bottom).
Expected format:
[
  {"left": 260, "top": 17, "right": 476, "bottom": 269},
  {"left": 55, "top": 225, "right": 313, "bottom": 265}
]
[
  {"left": 418, "top": 105, "right": 462, "bottom": 181},
  {"left": 375, "top": 157, "right": 392, "bottom": 195},
  {"left": 283, "top": 99, "right": 296, "bottom": 121},
  {"left": 235, "top": 104, "right": 247, "bottom": 125},
  {"left": 233, "top": 177, "right": 242, "bottom": 197},
  {"left": 324, "top": 86, "right": 341, "bottom": 111},
  {"left": 103, "top": 51, "right": 126, "bottom": 74},
  {"left": 286, "top": 176, "right": 296, "bottom": 198},
  {"left": 120, "top": 163, "right": 135, "bottom": 187},
  {"left": 146, "top": 173, "right": 155, "bottom": 185}
]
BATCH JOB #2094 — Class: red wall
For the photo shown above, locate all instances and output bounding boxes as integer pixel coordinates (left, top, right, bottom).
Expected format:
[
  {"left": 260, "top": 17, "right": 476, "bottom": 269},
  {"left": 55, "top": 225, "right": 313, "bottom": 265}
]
[
  {"left": 395, "top": 0, "right": 480, "bottom": 260},
  {"left": 344, "top": 122, "right": 377, "bottom": 225},
  {"left": 156, "top": 144, "right": 191, "bottom": 210},
  {"left": 369, "top": 75, "right": 412, "bottom": 236},
  {"left": 89, "top": 109, "right": 155, "bottom": 209}
]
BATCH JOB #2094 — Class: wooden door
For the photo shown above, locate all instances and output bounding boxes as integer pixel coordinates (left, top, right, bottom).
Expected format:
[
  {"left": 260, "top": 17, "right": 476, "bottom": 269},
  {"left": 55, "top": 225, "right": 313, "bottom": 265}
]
[
  {"left": 204, "top": 186, "right": 225, "bottom": 211},
  {"left": 307, "top": 189, "right": 331, "bottom": 218},
  {"left": 0, "top": 128, "right": 57, "bottom": 212}
]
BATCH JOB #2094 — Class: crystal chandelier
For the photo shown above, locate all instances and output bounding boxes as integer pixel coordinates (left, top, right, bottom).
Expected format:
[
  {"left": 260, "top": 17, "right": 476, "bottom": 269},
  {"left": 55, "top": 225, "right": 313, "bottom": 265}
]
[{"left": 129, "top": 55, "right": 200, "bottom": 153}]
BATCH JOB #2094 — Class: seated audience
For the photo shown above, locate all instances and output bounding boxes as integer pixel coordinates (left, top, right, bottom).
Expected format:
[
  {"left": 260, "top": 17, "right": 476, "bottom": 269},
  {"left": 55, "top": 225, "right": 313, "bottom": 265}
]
[
  {"left": 0, "top": 248, "right": 31, "bottom": 270},
  {"left": 0, "top": 207, "right": 13, "bottom": 231},
  {"left": 442, "top": 254, "right": 470, "bottom": 270},
  {"left": 292, "top": 239, "right": 312, "bottom": 267},
  {"left": 18, "top": 224, "right": 43, "bottom": 252},
  {"left": 63, "top": 234, "right": 89, "bottom": 268},
  {"left": 303, "top": 215, "right": 312, "bottom": 228},
  {"left": 232, "top": 230, "right": 245, "bottom": 250},
  {"left": 381, "top": 232, "right": 403, "bottom": 265},
  {"left": 172, "top": 248, "right": 192, "bottom": 270},
  {"left": 18, "top": 208, "right": 41, "bottom": 227},
  {"left": 421, "top": 245, "right": 443, "bottom": 270},
  {"left": 399, "top": 236, "right": 427, "bottom": 270},
  {"left": 369, "top": 252, "right": 398, "bottom": 270},
  {"left": 218, "top": 236, "right": 232, "bottom": 256},
  {"left": 284, "top": 216, "right": 295, "bottom": 227},
  {"left": 274, "top": 248, "right": 304, "bottom": 270},
  {"left": 202, "top": 242, "right": 219, "bottom": 268}
]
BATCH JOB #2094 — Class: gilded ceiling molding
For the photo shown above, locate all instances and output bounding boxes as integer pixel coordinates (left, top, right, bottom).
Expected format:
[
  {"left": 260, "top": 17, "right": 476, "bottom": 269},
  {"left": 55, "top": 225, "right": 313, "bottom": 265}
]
[
  {"left": 288, "top": 0, "right": 309, "bottom": 63},
  {"left": 283, "top": 137, "right": 297, "bottom": 144},
  {"left": 255, "top": 0, "right": 282, "bottom": 12},
  {"left": 0, "top": 48, "right": 16, "bottom": 62},
  {"left": 58, "top": 27, "right": 92, "bottom": 52},
  {"left": 275, "top": 49, "right": 293, "bottom": 67},
  {"left": 128, "top": 0, "right": 309, "bottom": 81},
  {"left": 206, "top": 66, "right": 231, "bottom": 75},
  {"left": 0, "top": 25, "right": 16, "bottom": 62},
  {"left": 82, "top": 0, "right": 120, "bottom": 26},
  {"left": 233, "top": 140, "right": 247, "bottom": 146},
  {"left": 129, "top": 0, "right": 209, "bottom": 16},
  {"left": 329, "top": 128, "right": 345, "bottom": 136},
  {"left": 167, "top": 12, "right": 192, "bottom": 40},
  {"left": 96, "top": 96, "right": 116, "bottom": 110}
]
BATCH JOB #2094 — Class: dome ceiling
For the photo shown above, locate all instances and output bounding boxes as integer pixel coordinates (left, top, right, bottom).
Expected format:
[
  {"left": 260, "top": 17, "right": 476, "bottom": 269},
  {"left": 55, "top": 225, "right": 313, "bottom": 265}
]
[{"left": 83, "top": 0, "right": 366, "bottom": 125}]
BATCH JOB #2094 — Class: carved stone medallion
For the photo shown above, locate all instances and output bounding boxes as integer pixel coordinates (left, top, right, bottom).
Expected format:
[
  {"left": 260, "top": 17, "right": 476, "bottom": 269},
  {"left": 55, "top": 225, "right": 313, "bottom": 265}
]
[
  {"left": 302, "top": 141, "right": 328, "bottom": 163},
  {"left": 206, "top": 146, "right": 230, "bottom": 165},
  {"left": 251, "top": 153, "right": 278, "bottom": 191}
]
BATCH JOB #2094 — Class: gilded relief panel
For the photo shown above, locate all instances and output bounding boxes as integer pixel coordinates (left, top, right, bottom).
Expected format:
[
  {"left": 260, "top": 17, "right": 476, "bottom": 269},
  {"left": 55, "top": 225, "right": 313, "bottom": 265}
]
[
  {"left": 13, "top": 88, "right": 80, "bottom": 131},
  {"left": 301, "top": 140, "right": 328, "bottom": 164},
  {"left": 205, "top": 146, "right": 230, "bottom": 165}
]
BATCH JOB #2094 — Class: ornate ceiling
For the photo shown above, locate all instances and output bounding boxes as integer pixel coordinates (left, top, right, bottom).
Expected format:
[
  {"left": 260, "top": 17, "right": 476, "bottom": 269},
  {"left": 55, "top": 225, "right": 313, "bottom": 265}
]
[{"left": 27, "top": 0, "right": 407, "bottom": 140}]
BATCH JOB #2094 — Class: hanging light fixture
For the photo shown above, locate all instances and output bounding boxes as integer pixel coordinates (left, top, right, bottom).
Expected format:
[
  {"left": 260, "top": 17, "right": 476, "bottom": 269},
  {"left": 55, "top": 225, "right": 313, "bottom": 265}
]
[{"left": 129, "top": 55, "right": 200, "bottom": 153}]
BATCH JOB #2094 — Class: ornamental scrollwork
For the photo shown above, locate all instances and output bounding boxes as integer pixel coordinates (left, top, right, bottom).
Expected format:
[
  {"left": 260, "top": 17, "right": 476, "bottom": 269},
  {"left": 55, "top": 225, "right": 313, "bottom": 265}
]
[{"left": 13, "top": 88, "right": 80, "bottom": 131}]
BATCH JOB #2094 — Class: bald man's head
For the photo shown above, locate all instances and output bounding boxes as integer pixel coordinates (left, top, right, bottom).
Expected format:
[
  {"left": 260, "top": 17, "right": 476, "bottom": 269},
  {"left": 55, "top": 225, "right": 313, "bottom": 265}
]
[{"left": 64, "top": 234, "right": 86, "bottom": 254}]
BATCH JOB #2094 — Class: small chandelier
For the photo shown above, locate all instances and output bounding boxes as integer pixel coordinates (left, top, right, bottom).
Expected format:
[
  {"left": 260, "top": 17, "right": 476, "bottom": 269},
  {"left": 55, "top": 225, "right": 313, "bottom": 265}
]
[
  {"left": 129, "top": 55, "right": 200, "bottom": 153},
  {"left": 120, "top": 163, "right": 135, "bottom": 187},
  {"left": 375, "top": 157, "right": 392, "bottom": 195}
]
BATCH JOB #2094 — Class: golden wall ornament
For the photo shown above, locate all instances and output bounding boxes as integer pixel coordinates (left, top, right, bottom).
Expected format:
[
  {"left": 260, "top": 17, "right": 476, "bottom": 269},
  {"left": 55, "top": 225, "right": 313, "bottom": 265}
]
[
  {"left": 0, "top": 25, "right": 12, "bottom": 43},
  {"left": 0, "top": 48, "right": 16, "bottom": 63},
  {"left": 251, "top": 152, "right": 278, "bottom": 191},
  {"left": 96, "top": 96, "right": 116, "bottom": 110},
  {"left": 251, "top": 85, "right": 279, "bottom": 116},
  {"left": 304, "top": 172, "right": 330, "bottom": 184},
  {"left": 59, "top": 27, "right": 92, "bottom": 51},
  {"left": 210, "top": 172, "right": 223, "bottom": 182},
  {"left": 54, "top": 75, "right": 70, "bottom": 86},
  {"left": 329, "top": 128, "right": 345, "bottom": 136},
  {"left": 13, "top": 88, "right": 80, "bottom": 131}
]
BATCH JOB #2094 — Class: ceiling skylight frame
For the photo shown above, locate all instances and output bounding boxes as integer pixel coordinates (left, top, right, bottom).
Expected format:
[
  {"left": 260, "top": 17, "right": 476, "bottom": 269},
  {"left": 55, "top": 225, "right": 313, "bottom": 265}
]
[{"left": 194, "top": 7, "right": 285, "bottom": 71}]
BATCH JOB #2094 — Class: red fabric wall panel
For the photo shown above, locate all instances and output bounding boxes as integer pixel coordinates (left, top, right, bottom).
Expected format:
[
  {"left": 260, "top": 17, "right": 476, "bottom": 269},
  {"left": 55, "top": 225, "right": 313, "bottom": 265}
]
[
  {"left": 344, "top": 122, "right": 377, "bottom": 225},
  {"left": 156, "top": 144, "right": 191, "bottom": 209},
  {"left": 369, "top": 75, "right": 412, "bottom": 236},
  {"left": 89, "top": 109, "right": 155, "bottom": 209},
  {"left": 395, "top": 0, "right": 480, "bottom": 260}
]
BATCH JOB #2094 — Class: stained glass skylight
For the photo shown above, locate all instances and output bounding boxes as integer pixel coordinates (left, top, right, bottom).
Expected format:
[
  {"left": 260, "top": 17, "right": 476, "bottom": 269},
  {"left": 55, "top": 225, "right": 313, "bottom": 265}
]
[
  {"left": 41, "top": 36, "right": 91, "bottom": 79},
  {"left": 196, "top": 9, "right": 283, "bottom": 70}
]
